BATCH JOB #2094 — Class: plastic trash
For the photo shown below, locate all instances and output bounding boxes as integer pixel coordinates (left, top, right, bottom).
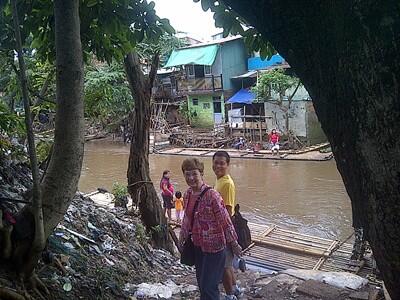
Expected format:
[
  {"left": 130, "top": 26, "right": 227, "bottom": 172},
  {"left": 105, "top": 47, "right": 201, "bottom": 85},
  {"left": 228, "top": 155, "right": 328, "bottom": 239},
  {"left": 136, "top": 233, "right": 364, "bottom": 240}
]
[{"left": 281, "top": 269, "right": 368, "bottom": 289}]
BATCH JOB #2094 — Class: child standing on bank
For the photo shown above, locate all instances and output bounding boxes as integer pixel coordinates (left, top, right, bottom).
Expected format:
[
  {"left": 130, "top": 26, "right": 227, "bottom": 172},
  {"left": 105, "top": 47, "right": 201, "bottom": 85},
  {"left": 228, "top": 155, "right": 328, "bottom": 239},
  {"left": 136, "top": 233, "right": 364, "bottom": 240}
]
[{"left": 174, "top": 191, "right": 184, "bottom": 223}]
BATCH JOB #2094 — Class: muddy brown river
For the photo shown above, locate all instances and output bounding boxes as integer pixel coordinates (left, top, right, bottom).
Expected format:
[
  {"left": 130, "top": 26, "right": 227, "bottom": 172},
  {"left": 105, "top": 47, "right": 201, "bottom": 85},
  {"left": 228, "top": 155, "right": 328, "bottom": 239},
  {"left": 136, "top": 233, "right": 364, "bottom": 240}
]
[{"left": 79, "top": 140, "right": 353, "bottom": 240}]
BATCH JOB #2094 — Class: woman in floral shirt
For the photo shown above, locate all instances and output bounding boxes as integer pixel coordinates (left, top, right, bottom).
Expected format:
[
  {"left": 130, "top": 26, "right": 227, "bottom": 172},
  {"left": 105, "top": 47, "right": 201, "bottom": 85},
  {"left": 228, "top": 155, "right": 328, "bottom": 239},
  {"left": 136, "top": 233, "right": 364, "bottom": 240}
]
[{"left": 179, "top": 158, "right": 241, "bottom": 300}]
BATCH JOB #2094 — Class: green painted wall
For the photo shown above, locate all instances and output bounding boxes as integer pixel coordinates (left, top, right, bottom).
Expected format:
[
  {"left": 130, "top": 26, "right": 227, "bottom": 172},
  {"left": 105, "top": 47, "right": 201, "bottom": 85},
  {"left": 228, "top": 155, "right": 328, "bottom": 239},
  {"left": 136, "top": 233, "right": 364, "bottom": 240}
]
[{"left": 187, "top": 94, "right": 225, "bottom": 128}]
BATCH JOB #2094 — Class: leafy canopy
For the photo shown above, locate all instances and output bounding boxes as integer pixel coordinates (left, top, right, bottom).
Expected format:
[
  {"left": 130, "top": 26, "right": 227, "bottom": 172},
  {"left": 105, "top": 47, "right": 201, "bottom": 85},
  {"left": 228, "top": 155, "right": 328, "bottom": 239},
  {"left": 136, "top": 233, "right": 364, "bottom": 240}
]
[
  {"left": 193, "top": 0, "right": 276, "bottom": 58},
  {"left": 252, "top": 69, "right": 300, "bottom": 101},
  {"left": 0, "top": 0, "right": 175, "bottom": 63},
  {"left": 84, "top": 62, "right": 133, "bottom": 122}
]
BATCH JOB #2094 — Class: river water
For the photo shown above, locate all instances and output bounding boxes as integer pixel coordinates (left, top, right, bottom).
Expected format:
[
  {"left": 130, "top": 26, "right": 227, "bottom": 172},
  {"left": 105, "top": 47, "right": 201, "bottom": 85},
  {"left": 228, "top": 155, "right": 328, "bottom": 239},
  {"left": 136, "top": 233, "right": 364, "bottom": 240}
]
[{"left": 79, "top": 140, "right": 353, "bottom": 240}]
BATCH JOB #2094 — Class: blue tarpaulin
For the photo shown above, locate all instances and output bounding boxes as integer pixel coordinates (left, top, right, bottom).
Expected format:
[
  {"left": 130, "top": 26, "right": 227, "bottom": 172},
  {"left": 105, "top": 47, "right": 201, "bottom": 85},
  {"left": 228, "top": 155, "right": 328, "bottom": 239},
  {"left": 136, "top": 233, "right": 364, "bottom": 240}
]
[
  {"left": 248, "top": 54, "right": 284, "bottom": 71},
  {"left": 227, "top": 88, "right": 256, "bottom": 104}
]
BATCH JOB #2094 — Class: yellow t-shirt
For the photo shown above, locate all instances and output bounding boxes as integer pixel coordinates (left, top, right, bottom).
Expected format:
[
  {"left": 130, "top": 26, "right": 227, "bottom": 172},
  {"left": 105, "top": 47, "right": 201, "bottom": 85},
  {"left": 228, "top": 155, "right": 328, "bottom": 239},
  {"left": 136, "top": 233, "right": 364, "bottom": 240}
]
[
  {"left": 175, "top": 197, "right": 184, "bottom": 211},
  {"left": 215, "top": 174, "right": 235, "bottom": 216}
]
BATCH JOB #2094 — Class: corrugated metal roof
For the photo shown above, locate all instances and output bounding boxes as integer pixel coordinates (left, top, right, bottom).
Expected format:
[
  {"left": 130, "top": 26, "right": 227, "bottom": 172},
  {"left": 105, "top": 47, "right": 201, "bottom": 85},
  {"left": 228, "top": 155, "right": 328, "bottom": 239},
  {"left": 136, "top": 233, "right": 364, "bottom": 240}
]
[{"left": 231, "top": 70, "right": 257, "bottom": 79}]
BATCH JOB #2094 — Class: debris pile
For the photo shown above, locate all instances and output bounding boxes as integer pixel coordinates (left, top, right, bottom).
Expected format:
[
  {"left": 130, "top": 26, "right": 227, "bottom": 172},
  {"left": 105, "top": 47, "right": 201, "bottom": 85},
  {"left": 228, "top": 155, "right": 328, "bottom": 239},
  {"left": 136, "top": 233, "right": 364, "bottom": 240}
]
[
  {"left": 0, "top": 160, "right": 383, "bottom": 299},
  {"left": 38, "top": 195, "right": 199, "bottom": 299}
]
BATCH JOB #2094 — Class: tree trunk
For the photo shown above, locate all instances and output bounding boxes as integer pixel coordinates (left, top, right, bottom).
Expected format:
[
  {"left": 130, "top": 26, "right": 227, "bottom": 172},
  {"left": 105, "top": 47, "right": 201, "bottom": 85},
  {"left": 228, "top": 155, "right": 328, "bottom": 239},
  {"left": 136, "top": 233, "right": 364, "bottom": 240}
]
[
  {"left": 11, "top": 0, "right": 45, "bottom": 277},
  {"left": 39, "top": 0, "right": 84, "bottom": 238},
  {"left": 124, "top": 52, "right": 173, "bottom": 252},
  {"left": 9, "top": 0, "right": 83, "bottom": 280},
  {"left": 224, "top": 0, "right": 400, "bottom": 297}
]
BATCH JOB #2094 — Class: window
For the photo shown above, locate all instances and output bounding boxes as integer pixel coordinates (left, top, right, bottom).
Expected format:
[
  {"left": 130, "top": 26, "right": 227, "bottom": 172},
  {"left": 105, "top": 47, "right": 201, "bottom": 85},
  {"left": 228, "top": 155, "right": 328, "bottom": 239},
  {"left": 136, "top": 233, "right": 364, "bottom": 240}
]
[
  {"left": 194, "top": 65, "right": 205, "bottom": 78},
  {"left": 204, "top": 65, "right": 212, "bottom": 75},
  {"left": 213, "top": 101, "right": 222, "bottom": 113},
  {"left": 192, "top": 98, "right": 199, "bottom": 106},
  {"left": 203, "top": 103, "right": 210, "bottom": 109},
  {"left": 213, "top": 96, "right": 221, "bottom": 101},
  {"left": 185, "top": 65, "right": 194, "bottom": 77}
]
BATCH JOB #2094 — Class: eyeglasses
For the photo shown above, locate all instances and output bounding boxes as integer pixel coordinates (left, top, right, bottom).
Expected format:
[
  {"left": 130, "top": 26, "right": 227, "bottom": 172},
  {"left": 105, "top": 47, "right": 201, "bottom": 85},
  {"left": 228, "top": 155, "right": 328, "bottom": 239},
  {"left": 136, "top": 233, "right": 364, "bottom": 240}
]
[{"left": 183, "top": 171, "right": 202, "bottom": 178}]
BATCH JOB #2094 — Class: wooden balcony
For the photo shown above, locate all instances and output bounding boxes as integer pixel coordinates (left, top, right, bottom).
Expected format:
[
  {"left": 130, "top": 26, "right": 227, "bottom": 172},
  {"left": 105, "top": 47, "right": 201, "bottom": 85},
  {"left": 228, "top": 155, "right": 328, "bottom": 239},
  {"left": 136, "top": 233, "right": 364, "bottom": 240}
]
[
  {"left": 177, "top": 75, "right": 223, "bottom": 93},
  {"left": 154, "top": 74, "right": 223, "bottom": 100}
]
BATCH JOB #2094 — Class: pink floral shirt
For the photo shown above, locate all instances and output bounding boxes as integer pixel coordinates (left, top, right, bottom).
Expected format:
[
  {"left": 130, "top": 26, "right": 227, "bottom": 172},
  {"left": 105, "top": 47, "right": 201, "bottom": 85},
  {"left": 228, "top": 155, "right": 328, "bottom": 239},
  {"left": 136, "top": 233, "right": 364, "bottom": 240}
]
[{"left": 180, "top": 184, "right": 238, "bottom": 253}]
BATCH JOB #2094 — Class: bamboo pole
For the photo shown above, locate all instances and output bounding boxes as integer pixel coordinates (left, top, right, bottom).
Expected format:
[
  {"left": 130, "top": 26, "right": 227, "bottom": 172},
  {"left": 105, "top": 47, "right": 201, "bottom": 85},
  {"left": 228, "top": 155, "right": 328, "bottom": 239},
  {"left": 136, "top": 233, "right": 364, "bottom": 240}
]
[{"left": 252, "top": 237, "right": 327, "bottom": 257}]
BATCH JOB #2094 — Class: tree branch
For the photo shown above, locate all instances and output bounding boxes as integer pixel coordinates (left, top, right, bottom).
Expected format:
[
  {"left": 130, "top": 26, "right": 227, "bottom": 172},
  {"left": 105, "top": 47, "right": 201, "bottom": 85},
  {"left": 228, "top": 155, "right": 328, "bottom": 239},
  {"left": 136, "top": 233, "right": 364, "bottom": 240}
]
[
  {"left": 287, "top": 80, "right": 301, "bottom": 107},
  {"left": 148, "top": 51, "right": 160, "bottom": 88},
  {"left": 33, "top": 69, "right": 55, "bottom": 106},
  {"left": 11, "top": 0, "right": 45, "bottom": 264},
  {"left": 124, "top": 51, "right": 146, "bottom": 100}
]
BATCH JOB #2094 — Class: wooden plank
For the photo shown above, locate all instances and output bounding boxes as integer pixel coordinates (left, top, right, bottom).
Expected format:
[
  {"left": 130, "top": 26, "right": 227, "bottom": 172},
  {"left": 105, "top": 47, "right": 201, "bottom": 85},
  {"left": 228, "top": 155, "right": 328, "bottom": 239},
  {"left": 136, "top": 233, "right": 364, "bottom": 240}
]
[
  {"left": 267, "top": 233, "right": 331, "bottom": 250},
  {"left": 260, "top": 225, "right": 277, "bottom": 237},
  {"left": 200, "top": 150, "right": 214, "bottom": 156},
  {"left": 276, "top": 227, "right": 333, "bottom": 242},
  {"left": 274, "top": 229, "right": 333, "bottom": 245},
  {"left": 252, "top": 237, "right": 327, "bottom": 257}
]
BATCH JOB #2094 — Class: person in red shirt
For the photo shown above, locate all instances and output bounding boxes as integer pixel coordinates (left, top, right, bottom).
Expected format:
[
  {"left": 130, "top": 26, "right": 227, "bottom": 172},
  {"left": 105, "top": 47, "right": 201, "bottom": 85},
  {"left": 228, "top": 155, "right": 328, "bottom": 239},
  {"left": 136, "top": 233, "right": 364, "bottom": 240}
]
[
  {"left": 268, "top": 129, "right": 280, "bottom": 155},
  {"left": 179, "top": 158, "right": 241, "bottom": 300},
  {"left": 160, "top": 170, "right": 174, "bottom": 221}
]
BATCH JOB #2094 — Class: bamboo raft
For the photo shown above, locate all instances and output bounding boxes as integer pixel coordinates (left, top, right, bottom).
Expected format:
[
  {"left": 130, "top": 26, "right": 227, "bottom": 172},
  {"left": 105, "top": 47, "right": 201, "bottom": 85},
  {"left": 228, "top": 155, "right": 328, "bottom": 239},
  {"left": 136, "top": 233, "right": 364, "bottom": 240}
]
[
  {"left": 155, "top": 143, "right": 333, "bottom": 161},
  {"left": 169, "top": 220, "right": 374, "bottom": 280},
  {"left": 244, "top": 222, "right": 374, "bottom": 279},
  {"left": 84, "top": 191, "right": 375, "bottom": 281}
]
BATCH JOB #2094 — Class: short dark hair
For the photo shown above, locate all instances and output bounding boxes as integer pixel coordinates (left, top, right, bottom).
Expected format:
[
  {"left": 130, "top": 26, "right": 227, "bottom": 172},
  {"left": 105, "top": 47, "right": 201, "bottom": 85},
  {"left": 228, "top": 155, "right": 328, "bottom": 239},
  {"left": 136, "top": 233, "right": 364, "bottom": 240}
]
[
  {"left": 162, "top": 170, "right": 170, "bottom": 177},
  {"left": 175, "top": 191, "right": 182, "bottom": 198},
  {"left": 213, "top": 150, "right": 230, "bottom": 164}
]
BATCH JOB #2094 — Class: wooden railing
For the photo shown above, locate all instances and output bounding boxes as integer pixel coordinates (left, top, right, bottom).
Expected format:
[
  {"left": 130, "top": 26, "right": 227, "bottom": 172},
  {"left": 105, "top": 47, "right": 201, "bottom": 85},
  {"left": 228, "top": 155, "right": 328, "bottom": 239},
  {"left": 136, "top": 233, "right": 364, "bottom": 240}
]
[{"left": 177, "top": 75, "right": 223, "bottom": 93}]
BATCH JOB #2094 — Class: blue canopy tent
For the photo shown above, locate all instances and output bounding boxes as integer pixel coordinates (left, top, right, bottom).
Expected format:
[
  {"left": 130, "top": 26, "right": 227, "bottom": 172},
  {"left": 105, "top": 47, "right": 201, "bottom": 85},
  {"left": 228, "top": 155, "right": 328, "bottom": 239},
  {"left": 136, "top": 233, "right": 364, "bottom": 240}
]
[{"left": 227, "top": 88, "right": 256, "bottom": 104}]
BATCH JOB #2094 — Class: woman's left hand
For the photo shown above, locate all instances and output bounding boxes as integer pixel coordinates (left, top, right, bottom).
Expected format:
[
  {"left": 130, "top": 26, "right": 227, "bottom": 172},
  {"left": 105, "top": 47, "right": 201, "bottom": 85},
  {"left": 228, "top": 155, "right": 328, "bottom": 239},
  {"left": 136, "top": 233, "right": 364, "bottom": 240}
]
[
  {"left": 178, "top": 234, "right": 185, "bottom": 252},
  {"left": 231, "top": 241, "right": 242, "bottom": 257}
]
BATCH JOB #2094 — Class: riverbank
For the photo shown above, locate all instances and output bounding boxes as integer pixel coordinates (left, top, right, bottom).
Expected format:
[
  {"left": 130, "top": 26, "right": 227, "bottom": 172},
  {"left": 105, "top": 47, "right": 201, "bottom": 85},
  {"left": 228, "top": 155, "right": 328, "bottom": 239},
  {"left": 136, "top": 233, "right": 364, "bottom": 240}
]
[
  {"left": 0, "top": 161, "right": 384, "bottom": 299},
  {"left": 1, "top": 195, "right": 382, "bottom": 299},
  {"left": 154, "top": 145, "right": 333, "bottom": 161}
]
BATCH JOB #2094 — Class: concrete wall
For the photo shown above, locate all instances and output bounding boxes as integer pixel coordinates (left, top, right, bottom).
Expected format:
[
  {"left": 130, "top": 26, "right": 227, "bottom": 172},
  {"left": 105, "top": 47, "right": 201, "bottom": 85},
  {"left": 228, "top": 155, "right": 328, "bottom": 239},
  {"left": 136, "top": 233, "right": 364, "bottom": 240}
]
[
  {"left": 211, "top": 47, "right": 223, "bottom": 75},
  {"left": 264, "top": 101, "right": 307, "bottom": 137},
  {"left": 264, "top": 100, "right": 327, "bottom": 144},
  {"left": 221, "top": 39, "right": 248, "bottom": 91},
  {"left": 305, "top": 102, "right": 327, "bottom": 144},
  {"left": 187, "top": 94, "right": 225, "bottom": 128},
  {"left": 270, "top": 85, "right": 311, "bottom": 101}
]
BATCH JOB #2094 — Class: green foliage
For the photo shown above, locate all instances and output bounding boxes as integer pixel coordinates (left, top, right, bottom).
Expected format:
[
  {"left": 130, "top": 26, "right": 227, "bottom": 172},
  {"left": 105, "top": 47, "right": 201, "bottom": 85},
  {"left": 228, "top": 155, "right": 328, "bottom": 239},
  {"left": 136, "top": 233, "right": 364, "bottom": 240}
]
[
  {"left": 135, "top": 223, "right": 149, "bottom": 244},
  {"left": 137, "top": 33, "right": 185, "bottom": 67},
  {"left": 84, "top": 62, "right": 133, "bottom": 122},
  {"left": 193, "top": 0, "right": 276, "bottom": 59},
  {"left": 36, "top": 139, "right": 52, "bottom": 163},
  {"left": 0, "top": 101, "right": 25, "bottom": 135},
  {"left": 111, "top": 182, "right": 128, "bottom": 200},
  {"left": 1, "top": 0, "right": 175, "bottom": 64},
  {"left": 252, "top": 69, "right": 300, "bottom": 102}
]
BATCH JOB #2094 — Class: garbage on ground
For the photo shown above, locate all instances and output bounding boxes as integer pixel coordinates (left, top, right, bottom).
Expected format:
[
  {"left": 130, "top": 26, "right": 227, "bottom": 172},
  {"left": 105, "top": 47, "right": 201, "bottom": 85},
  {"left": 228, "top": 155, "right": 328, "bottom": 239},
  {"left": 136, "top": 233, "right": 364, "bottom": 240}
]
[
  {"left": 132, "top": 280, "right": 197, "bottom": 299},
  {"left": 281, "top": 269, "right": 369, "bottom": 289}
]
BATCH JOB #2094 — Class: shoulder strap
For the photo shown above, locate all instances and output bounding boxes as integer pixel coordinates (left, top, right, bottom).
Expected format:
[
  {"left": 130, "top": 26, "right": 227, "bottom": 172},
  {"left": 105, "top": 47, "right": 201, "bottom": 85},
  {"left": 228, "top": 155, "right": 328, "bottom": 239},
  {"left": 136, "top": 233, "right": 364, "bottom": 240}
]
[{"left": 190, "top": 187, "right": 212, "bottom": 230}]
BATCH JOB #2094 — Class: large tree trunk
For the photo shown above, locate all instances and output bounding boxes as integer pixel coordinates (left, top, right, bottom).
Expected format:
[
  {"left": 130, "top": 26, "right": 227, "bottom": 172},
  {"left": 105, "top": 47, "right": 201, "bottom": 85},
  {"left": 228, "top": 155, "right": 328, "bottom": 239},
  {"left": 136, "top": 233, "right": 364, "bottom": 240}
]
[
  {"left": 124, "top": 52, "right": 173, "bottom": 252},
  {"left": 224, "top": 0, "right": 400, "bottom": 297},
  {"left": 11, "top": 0, "right": 45, "bottom": 278},
  {"left": 39, "top": 0, "right": 84, "bottom": 238},
  {"left": 9, "top": 0, "right": 84, "bottom": 281}
]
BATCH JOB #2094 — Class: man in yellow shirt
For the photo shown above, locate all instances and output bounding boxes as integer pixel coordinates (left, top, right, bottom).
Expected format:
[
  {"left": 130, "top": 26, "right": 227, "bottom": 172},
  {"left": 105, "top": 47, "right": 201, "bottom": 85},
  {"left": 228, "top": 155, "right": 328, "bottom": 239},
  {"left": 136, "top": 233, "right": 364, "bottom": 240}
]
[{"left": 213, "top": 151, "right": 242, "bottom": 300}]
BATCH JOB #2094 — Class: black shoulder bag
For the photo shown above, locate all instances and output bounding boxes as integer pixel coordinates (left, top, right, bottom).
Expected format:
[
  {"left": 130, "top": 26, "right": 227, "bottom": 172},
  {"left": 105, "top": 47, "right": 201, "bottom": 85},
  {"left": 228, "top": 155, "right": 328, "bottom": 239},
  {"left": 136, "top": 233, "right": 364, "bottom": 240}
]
[{"left": 180, "top": 187, "right": 211, "bottom": 266}]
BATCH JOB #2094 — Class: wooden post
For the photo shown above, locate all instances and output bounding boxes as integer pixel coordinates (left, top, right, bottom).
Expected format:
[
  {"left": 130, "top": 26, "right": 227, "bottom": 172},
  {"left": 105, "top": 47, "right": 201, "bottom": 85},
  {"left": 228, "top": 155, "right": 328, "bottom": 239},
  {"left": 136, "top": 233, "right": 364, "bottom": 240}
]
[
  {"left": 259, "top": 108, "right": 262, "bottom": 142},
  {"left": 230, "top": 102, "right": 233, "bottom": 137},
  {"left": 243, "top": 105, "right": 246, "bottom": 139}
]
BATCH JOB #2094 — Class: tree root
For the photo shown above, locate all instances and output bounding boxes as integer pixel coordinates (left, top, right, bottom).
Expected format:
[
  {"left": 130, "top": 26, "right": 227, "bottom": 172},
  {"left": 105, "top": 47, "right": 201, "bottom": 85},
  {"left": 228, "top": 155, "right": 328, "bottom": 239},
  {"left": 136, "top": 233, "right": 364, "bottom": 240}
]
[
  {"left": 0, "top": 287, "right": 25, "bottom": 300},
  {"left": 28, "top": 273, "right": 49, "bottom": 298},
  {"left": 1, "top": 225, "right": 14, "bottom": 259}
]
